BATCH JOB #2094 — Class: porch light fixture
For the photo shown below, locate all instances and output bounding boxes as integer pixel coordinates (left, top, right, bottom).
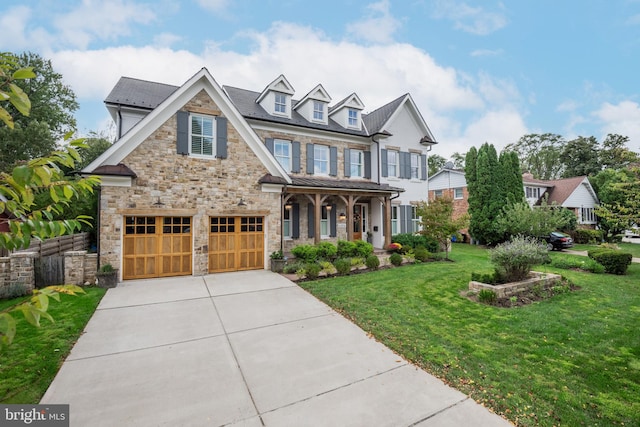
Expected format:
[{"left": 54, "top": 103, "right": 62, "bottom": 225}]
[
  {"left": 152, "top": 197, "right": 164, "bottom": 207},
  {"left": 325, "top": 204, "right": 332, "bottom": 211},
  {"left": 237, "top": 198, "right": 247, "bottom": 207},
  {"left": 285, "top": 203, "right": 293, "bottom": 210},
  {"left": 338, "top": 212, "right": 346, "bottom": 221}
]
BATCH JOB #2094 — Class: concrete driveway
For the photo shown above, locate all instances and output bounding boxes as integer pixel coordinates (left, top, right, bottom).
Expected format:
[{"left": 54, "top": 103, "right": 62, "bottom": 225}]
[{"left": 41, "top": 271, "right": 512, "bottom": 426}]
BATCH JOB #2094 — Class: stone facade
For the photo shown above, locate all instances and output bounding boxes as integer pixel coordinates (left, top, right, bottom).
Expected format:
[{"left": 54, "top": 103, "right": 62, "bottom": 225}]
[
  {"left": 64, "top": 251, "right": 98, "bottom": 285},
  {"left": 99, "top": 90, "right": 281, "bottom": 276}
]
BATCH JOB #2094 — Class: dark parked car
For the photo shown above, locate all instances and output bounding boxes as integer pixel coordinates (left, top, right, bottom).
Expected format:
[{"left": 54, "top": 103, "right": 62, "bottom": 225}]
[{"left": 544, "top": 232, "right": 573, "bottom": 251}]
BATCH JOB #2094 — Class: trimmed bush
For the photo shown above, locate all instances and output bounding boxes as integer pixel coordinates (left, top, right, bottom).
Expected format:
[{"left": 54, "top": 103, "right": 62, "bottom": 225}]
[
  {"left": 291, "top": 244, "right": 318, "bottom": 262},
  {"left": 334, "top": 258, "right": 352, "bottom": 276},
  {"left": 337, "top": 240, "right": 357, "bottom": 258},
  {"left": 354, "top": 240, "right": 374, "bottom": 258},
  {"left": 550, "top": 257, "right": 605, "bottom": 274},
  {"left": 570, "top": 229, "right": 603, "bottom": 244},
  {"left": 414, "top": 247, "right": 432, "bottom": 262},
  {"left": 365, "top": 254, "right": 380, "bottom": 270},
  {"left": 316, "top": 242, "right": 337, "bottom": 260},
  {"left": 389, "top": 253, "right": 403, "bottom": 266},
  {"left": 392, "top": 233, "right": 438, "bottom": 253},
  {"left": 490, "top": 236, "right": 549, "bottom": 282},
  {"left": 304, "top": 263, "right": 322, "bottom": 280},
  {"left": 588, "top": 249, "right": 633, "bottom": 275}
]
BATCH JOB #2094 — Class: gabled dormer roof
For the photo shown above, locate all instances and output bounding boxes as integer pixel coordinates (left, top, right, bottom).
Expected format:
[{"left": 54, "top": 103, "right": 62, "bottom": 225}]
[
  {"left": 83, "top": 68, "right": 291, "bottom": 183},
  {"left": 255, "top": 74, "right": 295, "bottom": 104},
  {"left": 293, "top": 84, "right": 332, "bottom": 111},
  {"left": 363, "top": 93, "right": 437, "bottom": 145},
  {"left": 329, "top": 93, "right": 364, "bottom": 114}
]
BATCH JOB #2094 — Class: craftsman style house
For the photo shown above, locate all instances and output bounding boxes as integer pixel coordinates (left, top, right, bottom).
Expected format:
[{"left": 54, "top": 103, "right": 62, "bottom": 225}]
[{"left": 85, "top": 68, "right": 436, "bottom": 280}]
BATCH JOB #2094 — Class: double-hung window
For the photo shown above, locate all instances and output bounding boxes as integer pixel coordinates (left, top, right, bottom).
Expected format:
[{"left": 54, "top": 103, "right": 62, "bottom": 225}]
[
  {"left": 411, "top": 206, "right": 420, "bottom": 233},
  {"left": 348, "top": 109, "right": 358, "bottom": 127},
  {"left": 274, "top": 139, "right": 291, "bottom": 172},
  {"left": 274, "top": 93, "right": 287, "bottom": 114},
  {"left": 320, "top": 206, "right": 330, "bottom": 237},
  {"left": 434, "top": 189, "right": 443, "bottom": 198},
  {"left": 190, "top": 114, "right": 215, "bottom": 157},
  {"left": 454, "top": 188, "right": 464, "bottom": 199},
  {"left": 391, "top": 206, "right": 399, "bottom": 235},
  {"left": 314, "top": 145, "right": 329, "bottom": 175},
  {"left": 387, "top": 150, "right": 398, "bottom": 177},
  {"left": 313, "top": 101, "right": 324, "bottom": 121},
  {"left": 410, "top": 153, "right": 420, "bottom": 179},
  {"left": 283, "top": 206, "right": 291, "bottom": 238},
  {"left": 350, "top": 149, "right": 364, "bottom": 177}
]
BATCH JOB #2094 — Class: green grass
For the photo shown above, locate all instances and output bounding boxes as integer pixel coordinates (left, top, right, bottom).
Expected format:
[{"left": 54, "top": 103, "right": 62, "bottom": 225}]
[
  {"left": 573, "top": 242, "right": 640, "bottom": 258},
  {"left": 299, "top": 244, "right": 640, "bottom": 426},
  {"left": 0, "top": 287, "right": 106, "bottom": 403}
]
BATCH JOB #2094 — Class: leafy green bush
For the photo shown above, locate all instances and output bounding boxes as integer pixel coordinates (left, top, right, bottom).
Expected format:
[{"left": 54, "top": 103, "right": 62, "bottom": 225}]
[
  {"left": 478, "top": 289, "right": 497, "bottom": 304},
  {"left": 588, "top": 249, "right": 633, "bottom": 275},
  {"left": 414, "top": 247, "right": 432, "bottom": 262},
  {"left": 392, "top": 233, "right": 439, "bottom": 253},
  {"left": 283, "top": 260, "right": 304, "bottom": 274},
  {"left": 550, "top": 257, "right": 605, "bottom": 274},
  {"left": 333, "top": 258, "right": 351, "bottom": 275},
  {"left": 389, "top": 253, "right": 403, "bottom": 266},
  {"left": 316, "top": 242, "right": 337, "bottom": 260},
  {"left": 318, "top": 260, "right": 336, "bottom": 275},
  {"left": 304, "top": 262, "right": 322, "bottom": 280},
  {"left": 337, "top": 240, "right": 357, "bottom": 258},
  {"left": 490, "top": 236, "right": 549, "bottom": 282},
  {"left": 291, "top": 244, "right": 318, "bottom": 262},
  {"left": 0, "top": 282, "right": 29, "bottom": 300},
  {"left": 350, "top": 257, "right": 365, "bottom": 268},
  {"left": 471, "top": 271, "right": 503, "bottom": 285},
  {"left": 570, "top": 229, "right": 603, "bottom": 244},
  {"left": 354, "top": 240, "right": 373, "bottom": 257},
  {"left": 365, "top": 254, "right": 380, "bottom": 269}
]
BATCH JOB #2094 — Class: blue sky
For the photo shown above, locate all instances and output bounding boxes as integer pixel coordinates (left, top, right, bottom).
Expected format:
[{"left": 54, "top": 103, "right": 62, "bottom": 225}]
[{"left": 1, "top": 0, "right": 639, "bottom": 159}]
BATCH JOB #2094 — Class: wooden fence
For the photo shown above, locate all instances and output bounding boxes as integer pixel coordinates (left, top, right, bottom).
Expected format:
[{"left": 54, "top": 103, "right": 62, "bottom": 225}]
[{"left": 15, "top": 232, "right": 90, "bottom": 258}]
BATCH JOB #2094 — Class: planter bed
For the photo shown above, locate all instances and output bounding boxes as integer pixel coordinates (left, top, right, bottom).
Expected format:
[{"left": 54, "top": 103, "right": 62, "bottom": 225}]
[{"left": 469, "top": 271, "right": 563, "bottom": 299}]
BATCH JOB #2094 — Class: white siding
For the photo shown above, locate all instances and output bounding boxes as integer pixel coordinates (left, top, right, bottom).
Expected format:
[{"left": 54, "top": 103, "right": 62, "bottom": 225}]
[
  {"left": 563, "top": 180, "right": 599, "bottom": 209},
  {"left": 429, "top": 170, "right": 467, "bottom": 190}
]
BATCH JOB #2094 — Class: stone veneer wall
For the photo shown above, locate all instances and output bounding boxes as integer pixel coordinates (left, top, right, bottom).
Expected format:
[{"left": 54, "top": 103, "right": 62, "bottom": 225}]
[
  {"left": 99, "top": 90, "right": 282, "bottom": 276},
  {"left": 64, "top": 251, "right": 98, "bottom": 285}
]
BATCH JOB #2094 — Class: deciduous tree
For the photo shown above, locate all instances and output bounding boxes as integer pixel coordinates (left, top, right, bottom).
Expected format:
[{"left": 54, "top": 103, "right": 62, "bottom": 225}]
[
  {"left": 417, "top": 197, "right": 468, "bottom": 259},
  {"left": 504, "top": 133, "right": 565, "bottom": 179}
]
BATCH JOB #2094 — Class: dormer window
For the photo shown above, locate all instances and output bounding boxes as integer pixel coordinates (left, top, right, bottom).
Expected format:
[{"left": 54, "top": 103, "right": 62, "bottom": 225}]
[
  {"left": 313, "top": 101, "right": 324, "bottom": 121},
  {"left": 274, "top": 93, "right": 287, "bottom": 114},
  {"left": 348, "top": 109, "right": 359, "bottom": 127}
]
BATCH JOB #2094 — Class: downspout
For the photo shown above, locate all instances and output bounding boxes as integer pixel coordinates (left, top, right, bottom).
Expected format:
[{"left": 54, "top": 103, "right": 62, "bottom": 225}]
[{"left": 117, "top": 105, "right": 123, "bottom": 139}]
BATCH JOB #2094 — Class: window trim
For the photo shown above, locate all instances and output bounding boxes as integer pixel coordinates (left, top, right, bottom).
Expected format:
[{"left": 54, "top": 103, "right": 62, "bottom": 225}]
[
  {"left": 454, "top": 187, "right": 464, "bottom": 199},
  {"left": 189, "top": 113, "right": 216, "bottom": 158},
  {"left": 273, "top": 139, "right": 292, "bottom": 172},
  {"left": 283, "top": 205, "right": 292, "bottom": 239},
  {"left": 410, "top": 152, "right": 420, "bottom": 180},
  {"left": 314, "top": 145, "right": 330, "bottom": 175},
  {"left": 313, "top": 101, "right": 324, "bottom": 121},
  {"left": 411, "top": 206, "right": 420, "bottom": 233},
  {"left": 387, "top": 150, "right": 398, "bottom": 177},
  {"left": 320, "top": 205, "right": 331, "bottom": 238},
  {"left": 347, "top": 108, "right": 359, "bottom": 127},
  {"left": 274, "top": 92, "right": 287, "bottom": 115},
  {"left": 391, "top": 205, "right": 399, "bottom": 236},
  {"left": 350, "top": 149, "right": 364, "bottom": 178}
]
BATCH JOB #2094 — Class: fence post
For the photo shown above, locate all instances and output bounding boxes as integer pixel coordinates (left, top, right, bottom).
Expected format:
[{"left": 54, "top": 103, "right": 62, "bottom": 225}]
[
  {"left": 64, "top": 251, "right": 87, "bottom": 286},
  {"left": 9, "top": 252, "right": 38, "bottom": 292}
]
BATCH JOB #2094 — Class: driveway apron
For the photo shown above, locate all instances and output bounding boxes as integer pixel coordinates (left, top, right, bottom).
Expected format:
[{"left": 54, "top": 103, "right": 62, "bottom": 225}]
[{"left": 41, "top": 271, "right": 512, "bottom": 426}]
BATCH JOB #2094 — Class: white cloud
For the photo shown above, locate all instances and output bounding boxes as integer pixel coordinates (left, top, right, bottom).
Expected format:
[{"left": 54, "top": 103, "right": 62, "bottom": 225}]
[
  {"left": 432, "top": 0, "right": 508, "bottom": 35},
  {"left": 593, "top": 100, "right": 640, "bottom": 152},
  {"left": 346, "top": 0, "right": 402, "bottom": 44},
  {"left": 556, "top": 100, "right": 579, "bottom": 113},
  {"left": 153, "top": 32, "right": 183, "bottom": 48},
  {"left": 195, "top": 0, "right": 229, "bottom": 13},
  {"left": 470, "top": 48, "right": 503, "bottom": 57},
  {"left": 53, "top": 0, "right": 156, "bottom": 49}
]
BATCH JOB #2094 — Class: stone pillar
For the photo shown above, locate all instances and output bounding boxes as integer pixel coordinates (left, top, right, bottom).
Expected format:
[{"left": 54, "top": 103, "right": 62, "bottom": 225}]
[
  {"left": 9, "top": 252, "right": 38, "bottom": 292},
  {"left": 84, "top": 253, "right": 98, "bottom": 285},
  {"left": 0, "top": 257, "right": 10, "bottom": 292},
  {"left": 64, "top": 251, "right": 87, "bottom": 285}
]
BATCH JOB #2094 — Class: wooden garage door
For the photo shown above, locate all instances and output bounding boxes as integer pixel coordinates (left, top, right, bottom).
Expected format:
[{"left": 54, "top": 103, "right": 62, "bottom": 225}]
[
  {"left": 209, "top": 216, "right": 264, "bottom": 273},
  {"left": 123, "top": 216, "right": 192, "bottom": 280}
]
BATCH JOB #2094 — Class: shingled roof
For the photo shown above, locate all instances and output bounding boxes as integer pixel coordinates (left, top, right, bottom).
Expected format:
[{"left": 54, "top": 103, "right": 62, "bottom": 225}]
[
  {"left": 105, "top": 77, "right": 178, "bottom": 110},
  {"left": 259, "top": 174, "right": 403, "bottom": 193}
]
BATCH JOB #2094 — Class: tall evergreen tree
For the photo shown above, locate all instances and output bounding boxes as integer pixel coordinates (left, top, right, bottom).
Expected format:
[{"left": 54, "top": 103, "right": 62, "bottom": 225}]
[
  {"left": 464, "top": 147, "right": 479, "bottom": 241},
  {"left": 499, "top": 151, "right": 525, "bottom": 205}
]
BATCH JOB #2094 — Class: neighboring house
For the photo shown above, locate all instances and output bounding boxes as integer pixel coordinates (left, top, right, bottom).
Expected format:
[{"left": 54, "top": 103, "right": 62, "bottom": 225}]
[
  {"left": 428, "top": 166, "right": 600, "bottom": 238},
  {"left": 85, "top": 68, "right": 436, "bottom": 280}
]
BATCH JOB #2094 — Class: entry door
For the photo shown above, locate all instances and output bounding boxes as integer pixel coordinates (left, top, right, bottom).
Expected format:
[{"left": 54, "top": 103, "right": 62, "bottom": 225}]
[{"left": 353, "top": 204, "right": 367, "bottom": 240}]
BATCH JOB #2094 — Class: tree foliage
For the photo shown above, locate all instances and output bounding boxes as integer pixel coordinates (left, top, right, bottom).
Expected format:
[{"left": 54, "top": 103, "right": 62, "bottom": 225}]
[
  {"left": 427, "top": 153, "right": 446, "bottom": 177},
  {"left": 504, "top": 133, "right": 565, "bottom": 180},
  {"left": 417, "top": 197, "right": 468, "bottom": 259},
  {"left": 495, "top": 199, "right": 576, "bottom": 239},
  {"left": 560, "top": 136, "right": 601, "bottom": 178},
  {"left": 449, "top": 152, "right": 466, "bottom": 169},
  {"left": 595, "top": 167, "right": 640, "bottom": 237},
  {"left": 0, "top": 52, "right": 79, "bottom": 172}
]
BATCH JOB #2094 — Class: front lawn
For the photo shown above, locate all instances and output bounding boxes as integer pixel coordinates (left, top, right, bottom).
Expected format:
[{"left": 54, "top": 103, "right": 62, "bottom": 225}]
[
  {"left": 0, "top": 287, "right": 106, "bottom": 403},
  {"left": 299, "top": 244, "right": 640, "bottom": 426}
]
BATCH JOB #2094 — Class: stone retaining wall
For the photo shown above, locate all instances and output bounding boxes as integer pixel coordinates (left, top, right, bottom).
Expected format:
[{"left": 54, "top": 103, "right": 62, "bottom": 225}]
[{"left": 469, "top": 271, "right": 563, "bottom": 298}]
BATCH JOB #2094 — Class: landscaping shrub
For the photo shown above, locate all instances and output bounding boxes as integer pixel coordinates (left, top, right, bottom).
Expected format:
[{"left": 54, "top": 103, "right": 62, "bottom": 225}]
[
  {"left": 283, "top": 261, "right": 304, "bottom": 274},
  {"left": 354, "top": 240, "right": 374, "bottom": 257},
  {"left": 0, "top": 282, "right": 29, "bottom": 300},
  {"left": 588, "top": 249, "right": 633, "bottom": 275},
  {"left": 414, "top": 247, "right": 432, "bottom": 262},
  {"left": 570, "top": 228, "right": 603, "bottom": 244},
  {"left": 333, "top": 258, "right": 352, "bottom": 275},
  {"left": 365, "top": 254, "right": 380, "bottom": 270},
  {"left": 337, "top": 240, "right": 357, "bottom": 258},
  {"left": 391, "top": 233, "right": 438, "bottom": 253},
  {"left": 550, "top": 257, "right": 605, "bottom": 274},
  {"left": 478, "top": 289, "right": 497, "bottom": 305},
  {"left": 315, "top": 242, "right": 337, "bottom": 260},
  {"left": 389, "top": 253, "right": 403, "bottom": 266},
  {"left": 291, "top": 244, "right": 318, "bottom": 262},
  {"left": 471, "top": 271, "right": 503, "bottom": 285},
  {"left": 319, "top": 260, "right": 336, "bottom": 275},
  {"left": 304, "top": 262, "right": 322, "bottom": 280},
  {"left": 350, "top": 257, "right": 365, "bottom": 268},
  {"left": 490, "top": 235, "right": 549, "bottom": 282}
]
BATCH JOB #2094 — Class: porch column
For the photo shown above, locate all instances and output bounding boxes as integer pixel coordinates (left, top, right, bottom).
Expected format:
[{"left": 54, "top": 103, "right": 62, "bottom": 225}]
[
  {"left": 314, "top": 193, "right": 321, "bottom": 244},
  {"left": 347, "top": 195, "right": 354, "bottom": 241},
  {"left": 384, "top": 196, "right": 392, "bottom": 248}
]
